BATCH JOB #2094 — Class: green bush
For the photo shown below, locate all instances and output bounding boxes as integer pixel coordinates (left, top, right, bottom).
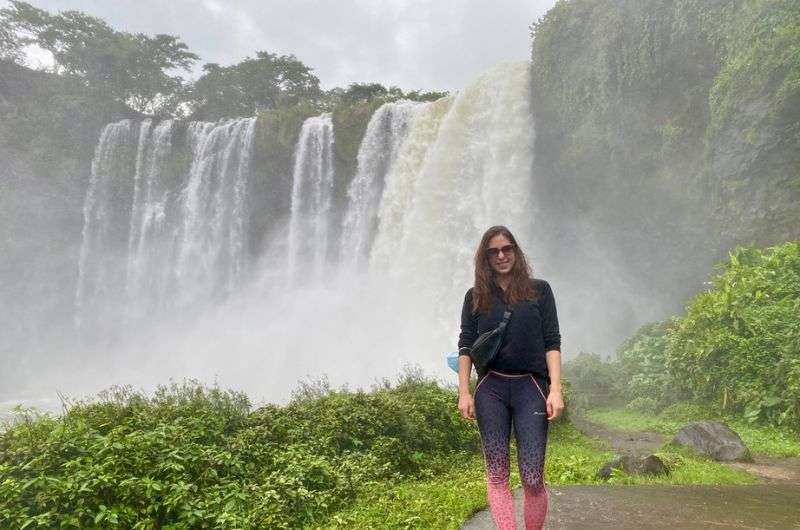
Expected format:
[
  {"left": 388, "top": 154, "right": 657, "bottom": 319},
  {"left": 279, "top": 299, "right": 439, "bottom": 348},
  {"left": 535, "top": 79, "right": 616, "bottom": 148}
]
[
  {"left": 0, "top": 371, "right": 477, "bottom": 528},
  {"left": 667, "top": 242, "right": 800, "bottom": 427},
  {"left": 601, "top": 242, "right": 799, "bottom": 431},
  {"left": 614, "top": 320, "right": 676, "bottom": 411},
  {"left": 625, "top": 397, "right": 659, "bottom": 415},
  {"left": 563, "top": 351, "right": 620, "bottom": 409}
]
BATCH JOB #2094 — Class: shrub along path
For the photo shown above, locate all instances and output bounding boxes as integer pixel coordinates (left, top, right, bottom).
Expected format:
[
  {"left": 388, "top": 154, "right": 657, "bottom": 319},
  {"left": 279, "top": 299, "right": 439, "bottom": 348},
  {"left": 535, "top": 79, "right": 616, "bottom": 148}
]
[
  {"left": 573, "top": 410, "right": 800, "bottom": 485},
  {"left": 461, "top": 413, "right": 800, "bottom": 529}
]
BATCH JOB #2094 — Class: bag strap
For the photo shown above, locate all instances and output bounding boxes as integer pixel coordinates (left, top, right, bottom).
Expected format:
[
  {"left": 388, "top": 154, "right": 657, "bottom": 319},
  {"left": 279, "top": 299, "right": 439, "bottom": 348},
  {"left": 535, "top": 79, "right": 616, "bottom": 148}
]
[{"left": 496, "top": 308, "right": 512, "bottom": 333}]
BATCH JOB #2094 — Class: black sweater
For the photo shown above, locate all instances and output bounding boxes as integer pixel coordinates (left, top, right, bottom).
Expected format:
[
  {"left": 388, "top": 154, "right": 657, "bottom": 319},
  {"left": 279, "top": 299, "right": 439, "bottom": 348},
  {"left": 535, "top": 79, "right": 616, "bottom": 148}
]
[{"left": 458, "top": 278, "right": 561, "bottom": 380}]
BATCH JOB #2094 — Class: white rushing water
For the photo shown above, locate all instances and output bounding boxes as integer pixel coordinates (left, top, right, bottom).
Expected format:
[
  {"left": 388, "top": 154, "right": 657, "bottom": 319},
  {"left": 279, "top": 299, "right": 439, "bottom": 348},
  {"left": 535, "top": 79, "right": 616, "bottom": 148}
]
[
  {"left": 67, "top": 61, "right": 537, "bottom": 404},
  {"left": 75, "top": 119, "right": 136, "bottom": 329},
  {"left": 75, "top": 117, "right": 257, "bottom": 330},
  {"left": 286, "top": 113, "right": 335, "bottom": 284},
  {"left": 175, "top": 117, "right": 256, "bottom": 306},
  {"left": 370, "top": 62, "right": 536, "bottom": 336},
  {"left": 339, "top": 100, "right": 423, "bottom": 272},
  {"left": 126, "top": 119, "right": 174, "bottom": 317}
]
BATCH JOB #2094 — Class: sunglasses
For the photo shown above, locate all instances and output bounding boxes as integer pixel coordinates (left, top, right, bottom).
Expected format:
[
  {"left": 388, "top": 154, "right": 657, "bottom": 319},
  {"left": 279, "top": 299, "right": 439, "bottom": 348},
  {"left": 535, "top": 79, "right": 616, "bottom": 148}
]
[{"left": 486, "top": 244, "right": 515, "bottom": 258}]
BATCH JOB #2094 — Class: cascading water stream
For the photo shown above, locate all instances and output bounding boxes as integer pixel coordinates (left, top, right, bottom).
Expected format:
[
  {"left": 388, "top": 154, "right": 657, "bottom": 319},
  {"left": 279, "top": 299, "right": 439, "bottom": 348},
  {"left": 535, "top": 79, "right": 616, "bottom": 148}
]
[
  {"left": 368, "top": 61, "right": 535, "bottom": 338},
  {"left": 339, "top": 100, "right": 423, "bottom": 271},
  {"left": 175, "top": 117, "right": 256, "bottom": 307},
  {"left": 286, "top": 113, "right": 335, "bottom": 283},
  {"left": 76, "top": 117, "right": 257, "bottom": 330},
  {"left": 369, "top": 96, "right": 454, "bottom": 273},
  {"left": 126, "top": 119, "right": 174, "bottom": 315},
  {"left": 75, "top": 119, "right": 137, "bottom": 329}
]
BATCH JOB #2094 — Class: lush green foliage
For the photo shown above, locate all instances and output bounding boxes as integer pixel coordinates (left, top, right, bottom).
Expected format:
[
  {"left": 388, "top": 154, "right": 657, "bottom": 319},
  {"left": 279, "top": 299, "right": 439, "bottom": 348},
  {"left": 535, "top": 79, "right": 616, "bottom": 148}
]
[
  {"left": 572, "top": 243, "right": 800, "bottom": 430},
  {"left": 708, "top": 0, "right": 800, "bottom": 136},
  {"left": 1, "top": 1, "right": 198, "bottom": 115},
  {"left": 2, "top": 369, "right": 781, "bottom": 528},
  {"left": 191, "top": 52, "right": 323, "bottom": 120},
  {"left": 324, "top": 454, "right": 489, "bottom": 529},
  {"left": 0, "top": 371, "right": 478, "bottom": 529},
  {"left": 614, "top": 321, "right": 676, "bottom": 410},
  {"left": 562, "top": 352, "right": 620, "bottom": 409},
  {"left": 668, "top": 243, "right": 800, "bottom": 427},
  {"left": 327, "top": 82, "right": 447, "bottom": 107},
  {"left": 1, "top": 1, "right": 448, "bottom": 121}
]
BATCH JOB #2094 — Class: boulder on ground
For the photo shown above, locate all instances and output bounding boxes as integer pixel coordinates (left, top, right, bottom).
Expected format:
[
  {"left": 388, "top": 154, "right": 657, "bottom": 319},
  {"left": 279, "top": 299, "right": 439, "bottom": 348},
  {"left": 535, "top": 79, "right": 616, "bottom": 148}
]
[
  {"left": 672, "top": 420, "right": 752, "bottom": 462},
  {"left": 596, "top": 453, "right": 669, "bottom": 480}
]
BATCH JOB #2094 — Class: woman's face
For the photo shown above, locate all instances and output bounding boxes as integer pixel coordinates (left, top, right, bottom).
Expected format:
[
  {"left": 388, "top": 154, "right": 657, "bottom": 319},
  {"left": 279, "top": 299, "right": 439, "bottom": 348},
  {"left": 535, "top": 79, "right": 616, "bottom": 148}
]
[{"left": 486, "top": 234, "right": 516, "bottom": 276}]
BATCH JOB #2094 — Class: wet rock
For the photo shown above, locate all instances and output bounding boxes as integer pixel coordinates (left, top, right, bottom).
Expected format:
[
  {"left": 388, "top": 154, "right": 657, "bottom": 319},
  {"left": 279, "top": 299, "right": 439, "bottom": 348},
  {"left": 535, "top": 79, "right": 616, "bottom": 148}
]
[
  {"left": 672, "top": 420, "right": 753, "bottom": 462},
  {"left": 640, "top": 454, "right": 669, "bottom": 475},
  {"left": 596, "top": 454, "right": 669, "bottom": 480}
]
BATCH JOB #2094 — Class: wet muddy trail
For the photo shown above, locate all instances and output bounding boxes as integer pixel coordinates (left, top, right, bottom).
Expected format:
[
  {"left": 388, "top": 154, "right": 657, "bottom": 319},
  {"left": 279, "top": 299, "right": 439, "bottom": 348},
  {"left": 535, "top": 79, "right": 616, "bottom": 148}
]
[{"left": 461, "top": 413, "right": 800, "bottom": 529}]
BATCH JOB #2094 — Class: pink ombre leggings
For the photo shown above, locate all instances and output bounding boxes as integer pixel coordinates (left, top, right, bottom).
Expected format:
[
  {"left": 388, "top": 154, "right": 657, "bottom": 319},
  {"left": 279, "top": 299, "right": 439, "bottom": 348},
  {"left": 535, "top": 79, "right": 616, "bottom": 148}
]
[{"left": 474, "top": 370, "right": 550, "bottom": 530}]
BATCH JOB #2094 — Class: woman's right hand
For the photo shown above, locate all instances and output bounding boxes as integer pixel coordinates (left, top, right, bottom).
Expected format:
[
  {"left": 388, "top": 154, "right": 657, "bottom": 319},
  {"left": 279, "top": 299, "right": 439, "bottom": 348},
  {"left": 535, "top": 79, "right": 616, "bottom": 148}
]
[{"left": 458, "top": 393, "right": 475, "bottom": 420}]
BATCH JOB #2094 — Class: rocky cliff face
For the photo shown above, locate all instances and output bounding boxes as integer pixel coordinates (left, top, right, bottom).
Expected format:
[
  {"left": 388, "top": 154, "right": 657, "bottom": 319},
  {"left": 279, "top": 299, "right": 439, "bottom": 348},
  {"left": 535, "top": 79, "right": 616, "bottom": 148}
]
[
  {"left": 529, "top": 0, "right": 799, "bottom": 317},
  {"left": 704, "top": 0, "right": 800, "bottom": 247}
]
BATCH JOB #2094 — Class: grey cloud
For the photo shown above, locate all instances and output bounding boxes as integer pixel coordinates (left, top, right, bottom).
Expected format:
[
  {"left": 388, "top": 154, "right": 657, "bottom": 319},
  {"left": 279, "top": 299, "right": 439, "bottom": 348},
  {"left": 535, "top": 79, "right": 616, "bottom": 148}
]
[{"left": 18, "top": 0, "right": 555, "bottom": 91}]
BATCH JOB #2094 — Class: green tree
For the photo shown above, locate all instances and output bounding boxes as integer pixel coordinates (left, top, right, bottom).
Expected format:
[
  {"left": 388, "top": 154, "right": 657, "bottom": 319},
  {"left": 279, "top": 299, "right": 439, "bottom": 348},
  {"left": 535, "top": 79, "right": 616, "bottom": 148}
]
[
  {"left": 0, "top": 16, "right": 22, "bottom": 61},
  {"left": 191, "top": 51, "right": 323, "bottom": 120},
  {"left": 326, "top": 82, "right": 448, "bottom": 108},
  {"left": 0, "top": 0, "right": 198, "bottom": 115}
]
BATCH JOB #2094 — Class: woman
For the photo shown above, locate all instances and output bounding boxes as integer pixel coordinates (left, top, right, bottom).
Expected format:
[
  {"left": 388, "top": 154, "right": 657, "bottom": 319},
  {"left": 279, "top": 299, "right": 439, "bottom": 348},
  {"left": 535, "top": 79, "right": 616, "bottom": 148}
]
[{"left": 457, "top": 225, "right": 564, "bottom": 530}]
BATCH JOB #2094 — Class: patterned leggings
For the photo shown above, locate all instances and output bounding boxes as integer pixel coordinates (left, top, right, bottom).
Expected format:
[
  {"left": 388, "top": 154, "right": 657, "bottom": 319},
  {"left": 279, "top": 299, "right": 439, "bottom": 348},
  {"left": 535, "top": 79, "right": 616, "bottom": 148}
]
[{"left": 474, "top": 370, "right": 550, "bottom": 530}]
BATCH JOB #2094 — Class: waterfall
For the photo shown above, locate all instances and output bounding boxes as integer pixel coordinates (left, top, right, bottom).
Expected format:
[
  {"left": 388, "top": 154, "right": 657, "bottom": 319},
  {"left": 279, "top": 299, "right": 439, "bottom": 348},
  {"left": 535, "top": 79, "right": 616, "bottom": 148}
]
[
  {"left": 75, "top": 119, "right": 137, "bottom": 328},
  {"left": 126, "top": 119, "right": 174, "bottom": 315},
  {"left": 174, "top": 117, "right": 257, "bottom": 306},
  {"left": 286, "top": 114, "right": 335, "bottom": 283},
  {"left": 339, "top": 100, "right": 423, "bottom": 271},
  {"left": 369, "top": 96, "right": 454, "bottom": 273},
  {"left": 69, "top": 61, "right": 537, "bottom": 402},
  {"left": 368, "top": 62, "right": 535, "bottom": 334},
  {"left": 76, "top": 116, "right": 257, "bottom": 329}
]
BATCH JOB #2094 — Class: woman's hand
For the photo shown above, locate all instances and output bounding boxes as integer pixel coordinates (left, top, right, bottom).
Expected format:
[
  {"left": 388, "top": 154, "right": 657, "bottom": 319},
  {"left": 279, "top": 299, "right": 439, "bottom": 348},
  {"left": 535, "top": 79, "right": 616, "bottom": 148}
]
[
  {"left": 546, "top": 388, "right": 564, "bottom": 421},
  {"left": 458, "top": 393, "right": 475, "bottom": 420}
]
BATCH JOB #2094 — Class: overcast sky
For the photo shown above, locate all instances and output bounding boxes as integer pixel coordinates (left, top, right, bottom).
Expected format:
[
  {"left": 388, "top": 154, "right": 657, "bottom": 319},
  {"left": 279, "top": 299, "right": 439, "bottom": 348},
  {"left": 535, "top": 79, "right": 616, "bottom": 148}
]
[{"left": 13, "top": 0, "right": 557, "bottom": 92}]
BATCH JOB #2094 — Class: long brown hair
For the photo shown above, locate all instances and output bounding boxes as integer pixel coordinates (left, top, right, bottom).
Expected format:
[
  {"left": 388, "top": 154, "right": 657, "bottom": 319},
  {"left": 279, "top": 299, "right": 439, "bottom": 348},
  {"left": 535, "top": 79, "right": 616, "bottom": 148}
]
[{"left": 472, "top": 225, "right": 536, "bottom": 314}]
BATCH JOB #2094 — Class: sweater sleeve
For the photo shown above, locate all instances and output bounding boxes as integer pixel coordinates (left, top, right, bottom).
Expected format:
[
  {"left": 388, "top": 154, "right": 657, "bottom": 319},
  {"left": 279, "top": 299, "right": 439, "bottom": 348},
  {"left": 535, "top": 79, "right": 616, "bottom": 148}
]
[
  {"left": 458, "top": 288, "right": 478, "bottom": 355},
  {"left": 540, "top": 281, "right": 562, "bottom": 352}
]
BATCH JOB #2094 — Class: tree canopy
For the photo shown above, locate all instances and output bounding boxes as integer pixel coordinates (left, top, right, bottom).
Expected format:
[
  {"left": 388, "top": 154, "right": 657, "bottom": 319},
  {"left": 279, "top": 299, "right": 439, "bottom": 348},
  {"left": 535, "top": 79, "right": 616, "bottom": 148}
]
[
  {"left": 0, "top": 1, "right": 447, "bottom": 119},
  {"left": 191, "top": 51, "right": 323, "bottom": 120},
  {"left": 0, "top": 0, "right": 198, "bottom": 114}
]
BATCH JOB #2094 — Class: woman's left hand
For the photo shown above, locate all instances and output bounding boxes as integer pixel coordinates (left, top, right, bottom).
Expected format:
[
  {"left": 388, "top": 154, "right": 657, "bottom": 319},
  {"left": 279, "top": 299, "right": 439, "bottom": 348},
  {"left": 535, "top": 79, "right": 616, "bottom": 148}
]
[{"left": 546, "top": 388, "right": 564, "bottom": 421}]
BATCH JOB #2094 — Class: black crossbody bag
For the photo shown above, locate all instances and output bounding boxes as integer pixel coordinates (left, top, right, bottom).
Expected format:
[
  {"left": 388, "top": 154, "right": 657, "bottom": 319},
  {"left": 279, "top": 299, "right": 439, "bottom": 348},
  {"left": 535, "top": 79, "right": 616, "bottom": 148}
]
[{"left": 469, "top": 308, "right": 512, "bottom": 376}]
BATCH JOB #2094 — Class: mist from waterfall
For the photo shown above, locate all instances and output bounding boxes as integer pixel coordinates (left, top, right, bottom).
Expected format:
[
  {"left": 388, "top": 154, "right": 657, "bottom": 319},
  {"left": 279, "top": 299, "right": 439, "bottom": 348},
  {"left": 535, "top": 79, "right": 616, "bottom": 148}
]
[{"left": 28, "top": 61, "right": 634, "bottom": 406}]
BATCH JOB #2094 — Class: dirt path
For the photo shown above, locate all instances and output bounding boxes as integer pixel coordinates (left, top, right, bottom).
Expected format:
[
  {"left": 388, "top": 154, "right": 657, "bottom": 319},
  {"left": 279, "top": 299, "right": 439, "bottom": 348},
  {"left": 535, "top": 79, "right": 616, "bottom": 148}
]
[
  {"left": 460, "top": 414, "right": 800, "bottom": 528},
  {"left": 571, "top": 412, "right": 800, "bottom": 485},
  {"left": 461, "top": 484, "right": 800, "bottom": 529},
  {"left": 568, "top": 413, "right": 668, "bottom": 456}
]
